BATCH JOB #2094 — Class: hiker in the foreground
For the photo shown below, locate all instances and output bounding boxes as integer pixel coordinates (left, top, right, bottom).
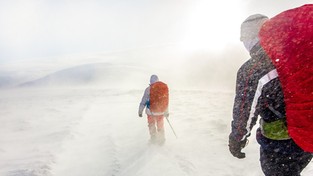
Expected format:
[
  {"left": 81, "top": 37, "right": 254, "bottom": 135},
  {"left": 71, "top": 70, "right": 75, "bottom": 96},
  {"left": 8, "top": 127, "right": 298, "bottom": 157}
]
[
  {"left": 138, "top": 75, "right": 169, "bottom": 145},
  {"left": 228, "top": 4, "right": 313, "bottom": 176}
]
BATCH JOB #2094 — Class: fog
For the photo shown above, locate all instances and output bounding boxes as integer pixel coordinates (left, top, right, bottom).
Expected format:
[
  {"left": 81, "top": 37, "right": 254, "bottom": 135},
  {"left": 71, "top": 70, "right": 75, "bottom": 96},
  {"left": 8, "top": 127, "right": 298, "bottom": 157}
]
[
  {"left": 0, "top": 1, "right": 311, "bottom": 90},
  {"left": 0, "top": 1, "right": 312, "bottom": 175}
]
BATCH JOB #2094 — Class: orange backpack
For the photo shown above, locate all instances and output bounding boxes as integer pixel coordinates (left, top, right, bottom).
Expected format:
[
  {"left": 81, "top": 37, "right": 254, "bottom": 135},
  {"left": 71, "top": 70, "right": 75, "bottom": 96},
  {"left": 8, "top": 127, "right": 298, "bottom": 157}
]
[{"left": 149, "top": 82, "right": 169, "bottom": 113}]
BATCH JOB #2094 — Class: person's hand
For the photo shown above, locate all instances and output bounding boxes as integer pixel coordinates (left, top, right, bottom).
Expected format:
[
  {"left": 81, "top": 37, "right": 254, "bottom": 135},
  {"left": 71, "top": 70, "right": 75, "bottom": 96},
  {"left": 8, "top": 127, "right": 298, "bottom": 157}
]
[
  {"left": 228, "top": 135, "right": 247, "bottom": 159},
  {"left": 138, "top": 113, "right": 142, "bottom": 118},
  {"left": 164, "top": 112, "right": 169, "bottom": 118}
]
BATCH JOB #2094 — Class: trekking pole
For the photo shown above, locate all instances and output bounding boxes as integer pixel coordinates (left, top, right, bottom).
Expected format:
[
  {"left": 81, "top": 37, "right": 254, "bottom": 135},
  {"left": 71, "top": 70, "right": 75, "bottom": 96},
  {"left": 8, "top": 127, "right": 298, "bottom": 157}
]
[{"left": 165, "top": 116, "right": 178, "bottom": 138}]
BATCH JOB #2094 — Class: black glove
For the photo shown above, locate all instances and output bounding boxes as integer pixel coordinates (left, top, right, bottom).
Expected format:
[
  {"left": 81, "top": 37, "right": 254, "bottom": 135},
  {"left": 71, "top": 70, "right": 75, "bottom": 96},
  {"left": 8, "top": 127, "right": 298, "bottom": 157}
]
[
  {"left": 138, "top": 113, "right": 142, "bottom": 118},
  {"left": 228, "top": 135, "right": 247, "bottom": 159}
]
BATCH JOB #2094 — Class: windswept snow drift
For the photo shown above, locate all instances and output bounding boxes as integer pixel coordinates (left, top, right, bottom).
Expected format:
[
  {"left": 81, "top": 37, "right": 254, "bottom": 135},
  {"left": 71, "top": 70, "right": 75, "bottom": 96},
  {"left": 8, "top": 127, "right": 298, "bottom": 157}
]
[{"left": 0, "top": 87, "right": 312, "bottom": 176}]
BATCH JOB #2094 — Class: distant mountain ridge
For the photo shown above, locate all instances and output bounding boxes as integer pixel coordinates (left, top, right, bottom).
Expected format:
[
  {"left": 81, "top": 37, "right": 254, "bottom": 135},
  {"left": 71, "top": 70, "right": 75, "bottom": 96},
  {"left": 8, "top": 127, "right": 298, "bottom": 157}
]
[{"left": 18, "top": 63, "right": 148, "bottom": 88}]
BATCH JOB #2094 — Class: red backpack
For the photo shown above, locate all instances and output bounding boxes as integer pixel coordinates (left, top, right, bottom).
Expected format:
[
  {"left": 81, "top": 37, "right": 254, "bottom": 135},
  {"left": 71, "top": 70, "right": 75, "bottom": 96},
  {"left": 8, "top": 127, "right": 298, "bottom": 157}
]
[
  {"left": 150, "top": 82, "right": 169, "bottom": 113},
  {"left": 259, "top": 4, "right": 313, "bottom": 152}
]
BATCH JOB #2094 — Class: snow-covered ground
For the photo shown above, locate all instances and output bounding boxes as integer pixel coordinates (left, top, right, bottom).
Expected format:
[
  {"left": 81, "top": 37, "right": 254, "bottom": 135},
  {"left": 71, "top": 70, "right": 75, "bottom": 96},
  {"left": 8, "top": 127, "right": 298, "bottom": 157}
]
[
  {"left": 1, "top": 1, "right": 311, "bottom": 175},
  {"left": 0, "top": 86, "right": 312, "bottom": 176},
  {"left": 0, "top": 49, "right": 312, "bottom": 176}
]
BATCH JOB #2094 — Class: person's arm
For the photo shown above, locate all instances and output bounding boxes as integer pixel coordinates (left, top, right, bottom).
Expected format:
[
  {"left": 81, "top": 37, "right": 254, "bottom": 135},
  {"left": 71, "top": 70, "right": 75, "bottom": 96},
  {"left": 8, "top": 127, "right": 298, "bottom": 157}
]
[
  {"left": 229, "top": 61, "right": 259, "bottom": 158},
  {"left": 138, "top": 87, "right": 150, "bottom": 117}
]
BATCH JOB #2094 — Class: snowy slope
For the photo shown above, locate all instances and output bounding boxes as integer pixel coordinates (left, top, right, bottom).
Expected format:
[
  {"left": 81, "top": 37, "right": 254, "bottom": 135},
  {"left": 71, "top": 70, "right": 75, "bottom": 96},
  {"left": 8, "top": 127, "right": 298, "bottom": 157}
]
[
  {"left": 0, "top": 72, "right": 30, "bottom": 88},
  {"left": 0, "top": 48, "right": 312, "bottom": 175},
  {"left": 18, "top": 63, "right": 149, "bottom": 88},
  {"left": 0, "top": 87, "right": 312, "bottom": 176}
]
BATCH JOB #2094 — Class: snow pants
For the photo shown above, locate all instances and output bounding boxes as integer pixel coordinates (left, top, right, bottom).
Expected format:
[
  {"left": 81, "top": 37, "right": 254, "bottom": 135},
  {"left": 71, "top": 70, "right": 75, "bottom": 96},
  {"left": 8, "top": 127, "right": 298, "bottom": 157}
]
[
  {"left": 260, "top": 147, "right": 312, "bottom": 176},
  {"left": 147, "top": 115, "right": 165, "bottom": 142},
  {"left": 257, "top": 130, "right": 313, "bottom": 176}
]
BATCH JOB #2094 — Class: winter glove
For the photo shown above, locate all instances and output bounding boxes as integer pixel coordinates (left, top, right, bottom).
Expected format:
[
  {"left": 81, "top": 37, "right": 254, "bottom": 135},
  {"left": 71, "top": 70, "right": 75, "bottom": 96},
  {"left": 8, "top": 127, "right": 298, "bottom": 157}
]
[
  {"left": 138, "top": 113, "right": 142, "bottom": 118},
  {"left": 164, "top": 112, "right": 169, "bottom": 118},
  {"left": 228, "top": 135, "right": 247, "bottom": 159}
]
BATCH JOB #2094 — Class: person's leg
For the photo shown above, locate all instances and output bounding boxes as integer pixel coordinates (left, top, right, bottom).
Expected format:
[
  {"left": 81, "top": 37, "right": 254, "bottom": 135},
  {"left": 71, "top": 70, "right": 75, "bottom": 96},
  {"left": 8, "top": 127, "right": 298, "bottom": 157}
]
[
  {"left": 260, "top": 146, "right": 313, "bottom": 176},
  {"left": 147, "top": 115, "right": 157, "bottom": 141},
  {"left": 289, "top": 151, "right": 313, "bottom": 176},
  {"left": 156, "top": 115, "right": 165, "bottom": 144},
  {"left": 260, "top": 147, "right": 278, "bottom": 176},
  {"left": 260, "top": 147, "right": 293, "bottom": 176}
]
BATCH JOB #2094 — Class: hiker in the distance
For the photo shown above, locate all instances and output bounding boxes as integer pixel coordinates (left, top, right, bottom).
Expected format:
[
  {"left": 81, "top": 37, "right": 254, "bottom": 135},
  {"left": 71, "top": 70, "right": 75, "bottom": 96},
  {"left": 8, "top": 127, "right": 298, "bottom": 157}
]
[
  {"left": 228, "top": 5, "right": 313, "bottom": 176},
  {"left": 138, "top": 75, "right": 169, "bottom": 145}
]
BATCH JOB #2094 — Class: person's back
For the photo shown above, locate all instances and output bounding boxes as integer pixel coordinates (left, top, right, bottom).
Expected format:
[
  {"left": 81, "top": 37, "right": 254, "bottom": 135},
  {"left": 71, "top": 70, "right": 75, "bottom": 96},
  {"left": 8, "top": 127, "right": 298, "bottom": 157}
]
[{"left": 231, "top": 42, "right": 285, "bottom": 142}]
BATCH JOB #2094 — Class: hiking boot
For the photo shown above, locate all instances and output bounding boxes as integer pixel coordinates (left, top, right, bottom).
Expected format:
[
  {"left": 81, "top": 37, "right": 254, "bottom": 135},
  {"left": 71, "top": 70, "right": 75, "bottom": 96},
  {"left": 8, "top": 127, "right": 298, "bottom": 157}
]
[
  {"left": 149, "top": 135, "right": 157, "bottom": 144},
  {"left": 157, "top": 138, "right": 166, "bottom": 146}
]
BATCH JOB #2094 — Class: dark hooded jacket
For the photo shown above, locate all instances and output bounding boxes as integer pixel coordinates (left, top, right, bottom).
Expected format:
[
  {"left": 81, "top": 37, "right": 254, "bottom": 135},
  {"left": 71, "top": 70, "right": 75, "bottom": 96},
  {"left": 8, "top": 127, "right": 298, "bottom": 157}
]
[
  {"left": 230, "top": 42, "right": 307, "bottom": 153},
  {"left": 230, "top": 43, "right": 285, "bottom": 142}
]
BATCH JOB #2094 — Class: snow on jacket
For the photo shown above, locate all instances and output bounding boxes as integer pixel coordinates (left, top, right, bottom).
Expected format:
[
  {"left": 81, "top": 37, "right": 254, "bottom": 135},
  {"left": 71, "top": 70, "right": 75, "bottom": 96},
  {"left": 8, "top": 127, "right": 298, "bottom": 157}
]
[{"left": 230, "top": 43, "right": 286, "bottom": 142}]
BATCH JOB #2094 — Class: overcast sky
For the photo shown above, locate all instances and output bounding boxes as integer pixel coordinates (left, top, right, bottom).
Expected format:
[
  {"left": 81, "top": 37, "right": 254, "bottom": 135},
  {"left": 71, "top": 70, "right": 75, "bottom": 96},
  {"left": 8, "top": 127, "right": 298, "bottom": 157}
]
[{"left": 0, "top": 0, "right": 311, "bottom": 62}]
